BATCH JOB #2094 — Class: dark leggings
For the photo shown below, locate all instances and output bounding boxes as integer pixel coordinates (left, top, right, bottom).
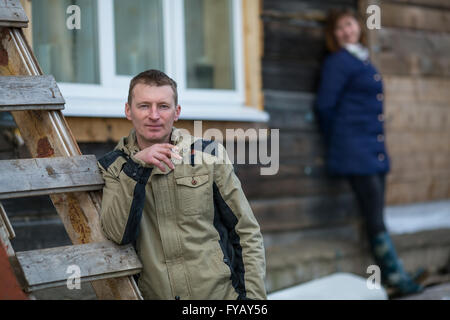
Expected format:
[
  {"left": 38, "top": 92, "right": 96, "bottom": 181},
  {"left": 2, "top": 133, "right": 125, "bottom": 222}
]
[{"left": 347, "top": 173, "right": 387, "bottom": 239}]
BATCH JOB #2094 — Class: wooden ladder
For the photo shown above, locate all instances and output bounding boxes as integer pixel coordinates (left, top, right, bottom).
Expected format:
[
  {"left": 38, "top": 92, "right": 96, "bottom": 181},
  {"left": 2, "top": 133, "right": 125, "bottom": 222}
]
[{"left": 0, "top": 0, "right": 142, "bottom": 299}]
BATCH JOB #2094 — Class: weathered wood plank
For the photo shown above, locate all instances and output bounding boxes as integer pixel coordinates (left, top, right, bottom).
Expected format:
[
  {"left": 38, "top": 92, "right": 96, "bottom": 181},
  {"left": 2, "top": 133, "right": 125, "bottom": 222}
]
[
  {"left": 263, "top": 59, "right": 321, "bottom": 92},
  {"left": 16, "top": 241, "right": 142, "bottom": 292},
  {"left": 376, "top": 28, "right": 450, "bottom": 77},
  {"left": 0, "top": 75, "right": 65, "bottom": 111},
  {"left": 0, "top": 155, "right": 104, "bottom": 200},
  {"left": 386, "top": 0, "right": 450, "bottom": 10},
  {"left": 387, "top": 179, "right": 450, "bottom": 204},
  {"left": 263, "top": 20, "right": 326, "bottom": 62},
  {"left": 263, "top": 0, "right": 357, "bottom": 13},
  {"left": 384, "top": 76, "right": 450, "bottom": 105},
  {"left": 243, "top": 0, "right": 264, "bottom": 110},
  {"left": 386, "top": 131, "right": 450, "bottom": 155},
  {"left": 380, "top": 1, "right": 450, "bottom": 32},
  {"left": 264, "top": 90, "right": 318, "bottom": 130},
  {"left": 251, "top": 193, "right": 359, "bottom": 232},
  {"left": 0, "top": 27, "right": 142, "bottom": 299},
  {"left": 0, "top": 0, "right": 28, "bottom": 28},
  {"left": 385, "top": 103, "right": 450, "bottom": 132}
]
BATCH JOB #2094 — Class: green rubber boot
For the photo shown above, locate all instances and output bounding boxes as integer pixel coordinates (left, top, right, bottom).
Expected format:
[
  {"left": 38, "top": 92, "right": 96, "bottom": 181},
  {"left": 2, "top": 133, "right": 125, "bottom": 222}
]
[{"left": 370, "top": 232, "right": 424, "bottom": 297}]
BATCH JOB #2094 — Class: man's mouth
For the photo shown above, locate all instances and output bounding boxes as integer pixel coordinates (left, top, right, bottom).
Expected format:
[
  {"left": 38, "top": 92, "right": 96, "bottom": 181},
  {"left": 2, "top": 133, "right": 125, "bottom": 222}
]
[{"left": 145, "top": 124, "right": 163, "bottom": 130}]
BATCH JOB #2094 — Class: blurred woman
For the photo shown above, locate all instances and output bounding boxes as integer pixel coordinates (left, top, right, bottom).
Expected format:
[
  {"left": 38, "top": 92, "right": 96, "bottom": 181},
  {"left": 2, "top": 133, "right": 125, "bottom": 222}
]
[{"left": 315, "top": 8, "right": 423, "bottom": 296}]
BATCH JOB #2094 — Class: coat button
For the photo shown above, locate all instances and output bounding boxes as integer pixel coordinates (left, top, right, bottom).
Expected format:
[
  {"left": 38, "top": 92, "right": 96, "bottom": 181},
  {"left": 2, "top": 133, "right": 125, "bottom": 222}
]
[
  {"left": 377, "top": 134, "right": 385, "bottom": 142},
  {"left": 378, "top": 114, "right": 385, "bottom": 122},
  {"left": 191, "top": 179, "right": 197, "bottom": 185},
  {"left": 374, "top": 74, "right": 381, "bottom": 81},
  {"left": 378, "top": 153, "right": 385, "bottom": 161},
  {"left": 377, "top": 93, "right": 384, "bottom": 101}
]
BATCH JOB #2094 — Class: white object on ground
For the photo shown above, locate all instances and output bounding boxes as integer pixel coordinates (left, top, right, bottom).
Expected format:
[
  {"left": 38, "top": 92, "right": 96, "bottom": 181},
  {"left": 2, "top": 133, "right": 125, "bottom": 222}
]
[
  {"left": 385, "top": 200, "right": 450, "bottom": 235},
  {"left": 268, "top": 272, "right": 388, "bottom": 300}
]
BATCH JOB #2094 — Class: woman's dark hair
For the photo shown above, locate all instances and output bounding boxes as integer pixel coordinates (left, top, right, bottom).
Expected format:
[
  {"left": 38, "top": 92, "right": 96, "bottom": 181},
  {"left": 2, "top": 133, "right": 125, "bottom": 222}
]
[{"left": 324, "top": 8, "right": 367, "bottom": 52}]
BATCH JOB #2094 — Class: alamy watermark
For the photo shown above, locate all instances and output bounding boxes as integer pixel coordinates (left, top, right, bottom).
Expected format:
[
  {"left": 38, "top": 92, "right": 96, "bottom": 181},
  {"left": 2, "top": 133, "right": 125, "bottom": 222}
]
[
  {"left": 366, "top": 264, "right": 382, "bottom": 290},
  {"left": 66, "top": 5, "right": 81, "bottom": 30},
  {"left": 171, "top": 121, "right": 280, "bottom": 176},
  {"left": 66, "top": 264, "right": 81, "bottom": 290},
  {"left": 366, "top": 4, "right": 381, "bottom": 30}
]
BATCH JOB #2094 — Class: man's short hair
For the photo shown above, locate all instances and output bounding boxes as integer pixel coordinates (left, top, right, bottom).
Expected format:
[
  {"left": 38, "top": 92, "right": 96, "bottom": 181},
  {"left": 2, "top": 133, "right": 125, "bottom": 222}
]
[{"left": 128, "top": 69, "right": 178, "bottom": 106}]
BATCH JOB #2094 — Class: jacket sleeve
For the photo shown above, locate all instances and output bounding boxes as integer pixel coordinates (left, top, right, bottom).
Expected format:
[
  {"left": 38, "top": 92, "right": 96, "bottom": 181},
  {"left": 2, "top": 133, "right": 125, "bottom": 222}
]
[
  {"left": 315, "top": 54, "right": 351, "bottom": 139},
  {"left": 213, "top": 143, "right": 267, "bottom": 300},
  {"left": 97, "top": 151, "right": 152, "bottom": 245}
]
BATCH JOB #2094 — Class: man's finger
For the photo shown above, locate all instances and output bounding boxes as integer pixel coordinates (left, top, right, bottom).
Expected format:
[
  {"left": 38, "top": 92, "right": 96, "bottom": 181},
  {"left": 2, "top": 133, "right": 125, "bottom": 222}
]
[{"left": 153, "top": 153, "right": 175, "bottom": 170}]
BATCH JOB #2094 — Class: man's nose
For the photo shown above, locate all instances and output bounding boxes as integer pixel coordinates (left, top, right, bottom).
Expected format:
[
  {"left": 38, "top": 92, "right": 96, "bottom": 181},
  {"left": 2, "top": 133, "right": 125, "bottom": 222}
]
[{"left": 148, "top": 105, "right": 160, "bottom": 120}]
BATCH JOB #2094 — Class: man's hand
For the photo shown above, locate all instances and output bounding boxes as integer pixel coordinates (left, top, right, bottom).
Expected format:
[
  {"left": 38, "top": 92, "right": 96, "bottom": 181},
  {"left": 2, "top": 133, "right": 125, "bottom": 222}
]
[{"left": 134, "top": 143, "right": 182, "bottom": 172}]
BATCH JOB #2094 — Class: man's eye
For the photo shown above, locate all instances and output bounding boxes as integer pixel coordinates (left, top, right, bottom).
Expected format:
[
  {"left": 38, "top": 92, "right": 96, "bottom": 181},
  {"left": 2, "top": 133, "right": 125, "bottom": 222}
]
[
  {"left": 139, "top": 105, "right": 149, "bottom": 109},
  {"left": 160, "top": 105, "right": 170, "bottom": 109}
]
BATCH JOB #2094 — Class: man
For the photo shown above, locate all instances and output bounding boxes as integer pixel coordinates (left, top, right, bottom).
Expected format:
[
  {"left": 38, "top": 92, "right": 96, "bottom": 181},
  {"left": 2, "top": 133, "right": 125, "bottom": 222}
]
[{"left": 97, "top": 69, "right": 267, "bottom": 300}]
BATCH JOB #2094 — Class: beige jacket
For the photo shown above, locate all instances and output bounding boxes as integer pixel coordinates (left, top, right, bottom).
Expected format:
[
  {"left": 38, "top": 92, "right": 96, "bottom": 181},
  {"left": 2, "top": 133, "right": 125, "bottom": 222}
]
[{"left": 97, "top": 127, "right": 267, "bottom": 300}]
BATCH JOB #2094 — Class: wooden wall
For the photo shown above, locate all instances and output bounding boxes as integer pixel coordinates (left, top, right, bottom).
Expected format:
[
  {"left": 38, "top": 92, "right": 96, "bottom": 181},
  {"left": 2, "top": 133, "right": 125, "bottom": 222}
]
[
  {"left": 243, "top": 0, "right": 361, "bottom": 233},
  {"left": 247, "top": 0, "right": 450, "bottom": 236},
  {"left": 363, "top": 0, "right": 450, "bottom": 204}
]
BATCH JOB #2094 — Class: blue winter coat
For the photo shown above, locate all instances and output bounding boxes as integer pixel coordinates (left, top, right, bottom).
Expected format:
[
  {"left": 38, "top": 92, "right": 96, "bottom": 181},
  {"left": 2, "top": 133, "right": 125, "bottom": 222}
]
[{"left": 315, "top": 48, "right": 390, "bottom": 176}]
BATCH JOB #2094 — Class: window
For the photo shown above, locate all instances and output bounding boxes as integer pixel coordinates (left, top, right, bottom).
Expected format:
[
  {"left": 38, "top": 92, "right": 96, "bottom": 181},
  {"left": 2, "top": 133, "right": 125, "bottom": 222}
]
[
  {"left": 32, "top": 0, "right": 100, "bottom": 84},
  {"left": 31, "top": 0, "right": 268, "bottom": 122},
  {"left": 184, "top": 0, "right": 235, "bottom": 90},
  {"left": 114, "top": 0, "right": 165, "bottom": 76}
]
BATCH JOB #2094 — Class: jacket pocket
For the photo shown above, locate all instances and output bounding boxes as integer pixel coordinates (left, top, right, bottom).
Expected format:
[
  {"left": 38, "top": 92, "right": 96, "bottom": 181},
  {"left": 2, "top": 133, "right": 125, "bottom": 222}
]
[
  {"left": 212, "top": 245, "right": 232, "bottom": 277},
  {"left": 175, "top": 174, "right": 211, "bottom": 216}
]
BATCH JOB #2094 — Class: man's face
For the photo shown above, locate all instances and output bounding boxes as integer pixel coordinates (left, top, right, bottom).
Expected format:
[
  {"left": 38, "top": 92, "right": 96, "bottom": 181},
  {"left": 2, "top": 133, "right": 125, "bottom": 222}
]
[{"left": 125, "top": 83, "right": 181, "bottom": 148}]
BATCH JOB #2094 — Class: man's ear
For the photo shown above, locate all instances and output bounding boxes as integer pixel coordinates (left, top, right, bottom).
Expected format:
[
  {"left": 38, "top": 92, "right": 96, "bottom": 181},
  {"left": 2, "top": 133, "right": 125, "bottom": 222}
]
[
  {"left": 174, "top": 105, "right": 181, "bottom": 122},
  {"left": 125, "top": 102, "right": 132, "bottom": 121}
]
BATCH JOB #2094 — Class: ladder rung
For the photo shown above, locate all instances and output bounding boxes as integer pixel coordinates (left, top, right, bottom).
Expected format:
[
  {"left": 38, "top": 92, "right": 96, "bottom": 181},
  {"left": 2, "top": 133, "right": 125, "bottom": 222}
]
[
  {"left": 0, "top": 155, "right": 104, "bottom": 200},
  {"left": 0, "top": 0, "right": 28, "bottom": 28},
  {"left": 16, "top": 241, "right": 142, "bottom": 292},
  {"left": 0, "top": 75, "right": 65, "bottom": 111}
]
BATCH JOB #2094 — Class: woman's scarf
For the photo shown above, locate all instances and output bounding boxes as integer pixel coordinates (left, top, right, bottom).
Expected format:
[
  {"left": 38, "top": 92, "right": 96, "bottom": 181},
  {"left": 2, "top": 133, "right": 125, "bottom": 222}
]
[{"left": 344, "top": 43, "right": 370, "bottom": 62}]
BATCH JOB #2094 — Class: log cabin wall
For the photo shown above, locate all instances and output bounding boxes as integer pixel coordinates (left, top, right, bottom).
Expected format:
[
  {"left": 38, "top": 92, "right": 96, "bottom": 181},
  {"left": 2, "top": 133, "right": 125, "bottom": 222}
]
[
  {"left": 253, "top": 0, "right": 450, "bottom": 292},
  {"left": 245, "top": 0, "right": 362, "bottom": 237},
  {"left": 363, "top": 0, "right": 450, "bottom": 204}
]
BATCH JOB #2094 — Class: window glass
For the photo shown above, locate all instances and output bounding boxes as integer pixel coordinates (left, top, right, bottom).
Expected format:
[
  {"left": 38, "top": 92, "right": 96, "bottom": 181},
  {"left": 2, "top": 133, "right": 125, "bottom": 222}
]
[
  {"left": 114, "top": 0, "right": 165, "bottom": 76},
  {"left": 184, "top": 0, "right": 235, "bottom": 90},
  {"left": 32, "top": 0, "right": 100, "bottom": 84}
]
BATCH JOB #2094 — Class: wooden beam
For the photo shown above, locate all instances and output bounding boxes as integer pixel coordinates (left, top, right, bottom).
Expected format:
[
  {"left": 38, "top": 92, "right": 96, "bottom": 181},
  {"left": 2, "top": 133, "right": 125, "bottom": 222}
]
[
  {"left": 19, "top": 0, "right": 32, "bottom": 46},
  {"left": 16, "top": 241, "right": 142, "bottom": 292},
  {"left": 383, "top": 75, "right": 450, "bottom": 105},
  {"left": 380, "top": 1, "right": 450, "bottom": 32},
  {"left": 0, "top": 155, "right": 104, "bottom": 200},
  {"left": 0, "top": 203, "right": 15, "bottom": 239},
  {"left": 0, "top": 242, "right": 28, "bottom": 299},
  {"left": 65, "top": 117, "right": 268, "bottom": 143},
  {"left": 0, "top": 0, "right": 28, "bottom": 28},
  {"left": 376, "top": 27, "right": 450, "bottom": 77},
  {"left": 250, "top": 193, "right": 359, "bottom": 232},
  {"left": 0, "top": 26, "right": 142, "bottom": 299},
  {"left": 384, "top": 0, "right": 450, "bottom": 11},
  {"left": 243, "top": 0, "right": 264, "bottom": 110},
  {"left": 0, "top": 75, "right": 65, "bottom": 111}
]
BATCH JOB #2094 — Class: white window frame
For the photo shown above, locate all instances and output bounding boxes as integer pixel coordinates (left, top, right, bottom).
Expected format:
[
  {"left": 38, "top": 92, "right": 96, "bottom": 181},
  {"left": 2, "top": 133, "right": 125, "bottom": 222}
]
[{"left": 58, "top": 0, "right": 268, "bottom": 122}]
